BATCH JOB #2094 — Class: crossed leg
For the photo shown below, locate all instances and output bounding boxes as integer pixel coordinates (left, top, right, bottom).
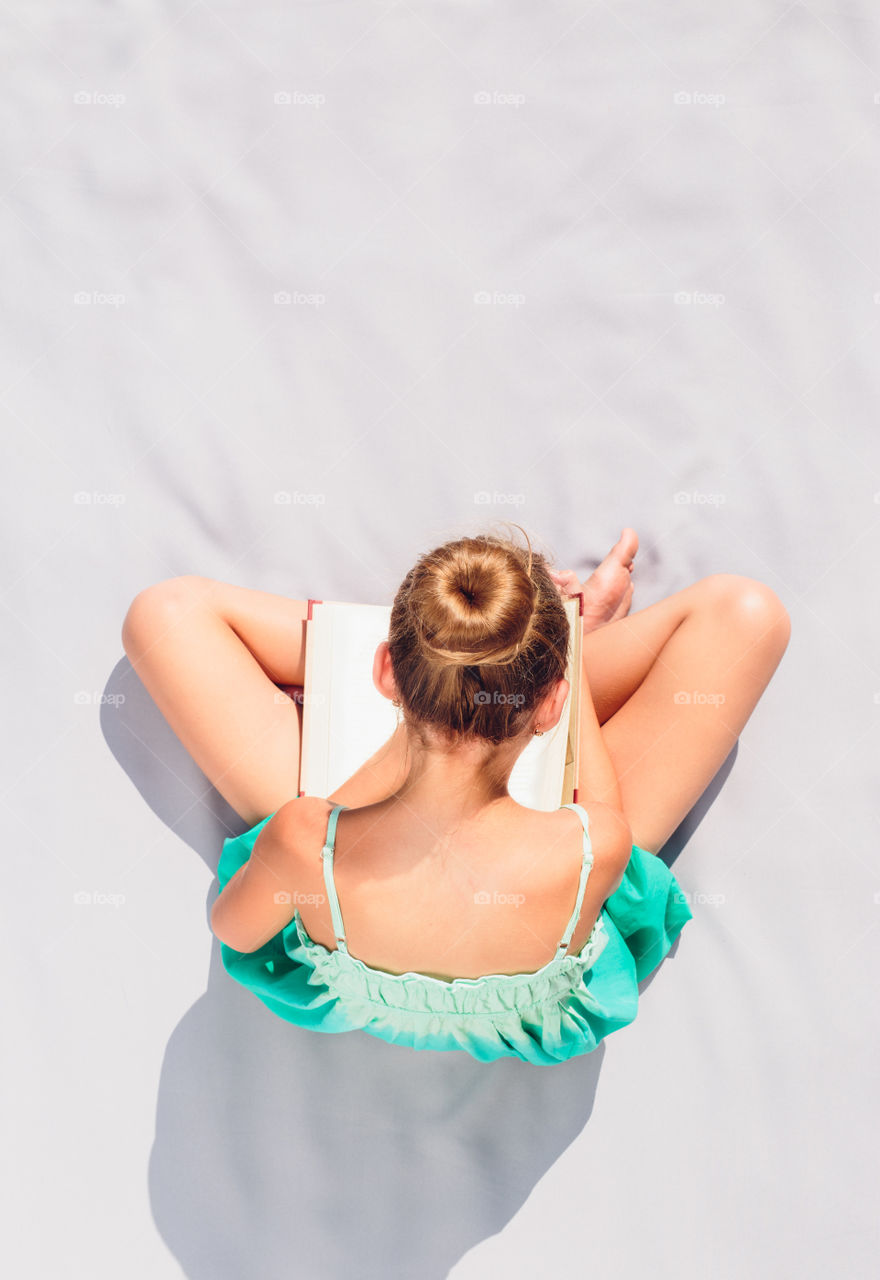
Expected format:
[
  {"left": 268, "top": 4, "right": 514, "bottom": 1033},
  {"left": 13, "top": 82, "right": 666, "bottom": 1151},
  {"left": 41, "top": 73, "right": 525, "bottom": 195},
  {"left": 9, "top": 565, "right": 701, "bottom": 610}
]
[
  {"left": 121, "top": 571, "right": 790, "bottom": 844},
  {"left": 581, "top": 574, "right": 791, "bottom": 853}
]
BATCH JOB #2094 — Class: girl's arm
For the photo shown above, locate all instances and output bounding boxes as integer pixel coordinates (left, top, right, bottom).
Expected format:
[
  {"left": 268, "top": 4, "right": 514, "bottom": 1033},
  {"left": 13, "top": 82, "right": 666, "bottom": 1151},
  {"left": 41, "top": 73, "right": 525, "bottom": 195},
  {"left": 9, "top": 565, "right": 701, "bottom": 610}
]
[
  {"left": 576, "top": 656, "right": 625, "bottom": 814},
  {"left": 550, "top": 570, "right": 626, "bottom": 815}
]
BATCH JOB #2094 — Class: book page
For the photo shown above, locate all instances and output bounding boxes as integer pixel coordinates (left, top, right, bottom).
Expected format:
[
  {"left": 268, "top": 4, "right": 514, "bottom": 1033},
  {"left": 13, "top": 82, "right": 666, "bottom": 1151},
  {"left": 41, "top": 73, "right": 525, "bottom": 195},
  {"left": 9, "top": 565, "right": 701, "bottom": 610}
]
[
  {"left": 507, "top": 718, "right": 567, "bottom": 810},
  {"left": 508, "top": 596, "right": 578, "bottom": 810},
  {"left": 300, "top": 603, "right": 398, "bottom": 798}
]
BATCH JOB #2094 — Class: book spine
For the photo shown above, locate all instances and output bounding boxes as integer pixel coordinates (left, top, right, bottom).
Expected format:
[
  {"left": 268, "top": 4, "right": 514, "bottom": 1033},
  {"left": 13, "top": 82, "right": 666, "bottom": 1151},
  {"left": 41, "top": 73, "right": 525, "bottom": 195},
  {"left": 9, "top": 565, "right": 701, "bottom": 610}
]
[
  {"left": 298, "top": 599, "right": 323, "bottom": 796},
  {"left": 573, "top": 591, "right": 583, "bottom": 803}
]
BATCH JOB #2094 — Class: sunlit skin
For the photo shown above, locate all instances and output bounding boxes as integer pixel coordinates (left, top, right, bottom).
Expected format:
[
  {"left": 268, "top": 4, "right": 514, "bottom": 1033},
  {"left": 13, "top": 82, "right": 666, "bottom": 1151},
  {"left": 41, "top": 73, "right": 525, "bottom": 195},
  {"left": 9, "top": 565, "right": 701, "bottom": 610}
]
[{"left": 121, "top": 528, "right": 790, "bottom": 973}]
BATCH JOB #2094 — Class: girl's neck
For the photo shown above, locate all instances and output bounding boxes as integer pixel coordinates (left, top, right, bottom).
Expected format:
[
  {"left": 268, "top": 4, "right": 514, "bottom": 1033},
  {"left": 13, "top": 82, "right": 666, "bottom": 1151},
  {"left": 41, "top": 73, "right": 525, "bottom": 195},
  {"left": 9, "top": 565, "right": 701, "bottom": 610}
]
[{"left": 390, "top": 735, "right": 527, "bottom": 822}]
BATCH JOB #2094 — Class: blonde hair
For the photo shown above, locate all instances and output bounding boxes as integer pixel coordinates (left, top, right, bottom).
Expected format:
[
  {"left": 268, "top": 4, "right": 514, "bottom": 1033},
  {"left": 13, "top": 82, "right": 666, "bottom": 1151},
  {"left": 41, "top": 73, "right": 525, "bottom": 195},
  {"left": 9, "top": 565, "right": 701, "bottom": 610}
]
[{"left": 387, "top": 524, "right": 569, "bottom": 749}]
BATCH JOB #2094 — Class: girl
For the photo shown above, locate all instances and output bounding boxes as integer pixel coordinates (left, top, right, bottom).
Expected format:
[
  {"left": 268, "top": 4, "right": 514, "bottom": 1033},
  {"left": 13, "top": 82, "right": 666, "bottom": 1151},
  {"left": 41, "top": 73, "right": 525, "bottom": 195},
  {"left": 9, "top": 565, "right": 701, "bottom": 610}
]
[{"left": 121, "top": 527, "right": 790, "bottom": 1064}]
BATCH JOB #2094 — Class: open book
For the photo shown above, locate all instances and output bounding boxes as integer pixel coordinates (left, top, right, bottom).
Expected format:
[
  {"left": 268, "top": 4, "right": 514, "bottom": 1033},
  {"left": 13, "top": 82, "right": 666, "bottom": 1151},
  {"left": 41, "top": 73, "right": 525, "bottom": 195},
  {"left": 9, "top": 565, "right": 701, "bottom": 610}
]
[{"left": 297, "top": 593, "right": 583, "bottom": 810}]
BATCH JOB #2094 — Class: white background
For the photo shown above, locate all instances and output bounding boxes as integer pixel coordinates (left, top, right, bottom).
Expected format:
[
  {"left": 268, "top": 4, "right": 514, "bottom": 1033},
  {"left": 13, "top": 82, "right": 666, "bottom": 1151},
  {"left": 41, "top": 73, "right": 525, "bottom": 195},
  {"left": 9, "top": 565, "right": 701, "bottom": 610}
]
[{"left": 3, "top": 2, "right": 878, "bottom": 1277}]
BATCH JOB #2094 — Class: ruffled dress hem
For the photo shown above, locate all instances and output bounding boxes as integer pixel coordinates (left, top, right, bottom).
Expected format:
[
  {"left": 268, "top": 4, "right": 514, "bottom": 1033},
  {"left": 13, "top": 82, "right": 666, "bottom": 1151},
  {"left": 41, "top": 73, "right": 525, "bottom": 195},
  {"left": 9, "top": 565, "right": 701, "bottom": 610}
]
[{"left": 215, "top": 813, "right": 692, "bottom": 1066}]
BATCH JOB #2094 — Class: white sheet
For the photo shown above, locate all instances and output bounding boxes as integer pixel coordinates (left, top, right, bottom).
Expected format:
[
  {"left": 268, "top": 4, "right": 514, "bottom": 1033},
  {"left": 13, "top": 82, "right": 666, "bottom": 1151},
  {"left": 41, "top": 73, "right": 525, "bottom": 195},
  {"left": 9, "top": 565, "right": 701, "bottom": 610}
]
[{"left": 4, "top": 2, "right": 877, "bottom": 1277}]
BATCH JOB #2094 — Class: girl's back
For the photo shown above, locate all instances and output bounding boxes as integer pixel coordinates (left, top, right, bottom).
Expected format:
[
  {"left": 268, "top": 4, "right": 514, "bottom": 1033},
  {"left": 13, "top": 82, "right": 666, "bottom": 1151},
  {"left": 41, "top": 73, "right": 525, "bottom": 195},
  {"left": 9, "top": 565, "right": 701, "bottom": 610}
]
[{"left": 286, "top": 796, "right": 629, "bottom": 982}]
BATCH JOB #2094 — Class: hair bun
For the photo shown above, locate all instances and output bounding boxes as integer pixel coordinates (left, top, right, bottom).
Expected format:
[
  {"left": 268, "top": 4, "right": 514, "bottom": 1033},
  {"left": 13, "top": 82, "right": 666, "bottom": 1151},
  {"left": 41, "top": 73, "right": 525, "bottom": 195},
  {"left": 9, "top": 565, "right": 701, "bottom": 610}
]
[
  {"left": 387, "top": 525, "right": 570, "bottom": 746},
  {"left": 414, "top": 538, "right": 536, "bottom": 667}
]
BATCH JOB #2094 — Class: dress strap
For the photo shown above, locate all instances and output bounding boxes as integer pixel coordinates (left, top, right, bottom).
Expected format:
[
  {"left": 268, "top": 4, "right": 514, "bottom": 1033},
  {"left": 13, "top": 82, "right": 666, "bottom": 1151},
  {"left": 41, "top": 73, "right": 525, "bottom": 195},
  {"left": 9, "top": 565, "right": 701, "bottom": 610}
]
[
  {"left": 555, "top": 802, "right": 595, "bottom": 957},
  {"left": 320, "top": 803, "right": 349, "bottom": 954}
]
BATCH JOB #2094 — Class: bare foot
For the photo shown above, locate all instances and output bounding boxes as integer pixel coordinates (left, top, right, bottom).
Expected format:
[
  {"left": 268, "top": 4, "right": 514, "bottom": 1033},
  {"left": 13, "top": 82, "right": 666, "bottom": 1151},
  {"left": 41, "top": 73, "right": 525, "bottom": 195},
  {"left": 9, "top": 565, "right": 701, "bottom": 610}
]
[{"left": 550, "top": 528, "right": 638, "bottom": 632}]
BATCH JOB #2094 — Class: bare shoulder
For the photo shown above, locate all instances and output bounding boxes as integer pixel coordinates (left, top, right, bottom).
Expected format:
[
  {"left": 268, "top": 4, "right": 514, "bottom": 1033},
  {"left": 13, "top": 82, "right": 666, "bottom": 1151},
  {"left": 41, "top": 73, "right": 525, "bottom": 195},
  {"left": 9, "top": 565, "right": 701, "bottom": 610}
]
[
  {"left": 514, "top": 803, "right": 633, "bottom": 954},
  {"left": 556, "top": 801, "right": 633, "bottom": 887},
  {"left": 269, "top": 796, "right": 335, "bottom": 862}
]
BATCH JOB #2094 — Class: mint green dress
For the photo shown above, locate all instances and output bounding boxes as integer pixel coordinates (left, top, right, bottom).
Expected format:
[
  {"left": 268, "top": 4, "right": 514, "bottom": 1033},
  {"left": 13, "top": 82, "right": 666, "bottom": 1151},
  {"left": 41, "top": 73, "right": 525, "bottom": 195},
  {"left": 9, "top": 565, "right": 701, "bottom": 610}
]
[{"left": 215, "top": 802, "right": 693, "bottom": 1066}]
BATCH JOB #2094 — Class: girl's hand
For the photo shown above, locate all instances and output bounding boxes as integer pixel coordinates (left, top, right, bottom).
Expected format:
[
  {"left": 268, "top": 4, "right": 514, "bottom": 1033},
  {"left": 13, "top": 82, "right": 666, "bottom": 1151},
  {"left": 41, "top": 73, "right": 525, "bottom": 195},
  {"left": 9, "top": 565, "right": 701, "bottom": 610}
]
[{"left": 548, "top": 569, "right": 582, "bottom": 599}]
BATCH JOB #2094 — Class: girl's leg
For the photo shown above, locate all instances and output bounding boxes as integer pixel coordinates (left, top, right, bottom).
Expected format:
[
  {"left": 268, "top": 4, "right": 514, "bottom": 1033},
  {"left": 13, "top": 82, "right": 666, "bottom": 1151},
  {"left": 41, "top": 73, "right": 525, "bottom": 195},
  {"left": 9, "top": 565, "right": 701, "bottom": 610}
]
[
  {"left": 122, "top": 571, "right": 791, "bottom": 848},
  {"left": 122, "top": 576, "right": 313, "bottom": 828},
  {"left": 579, "top": 574, "right": 791, "bottom": 854}
]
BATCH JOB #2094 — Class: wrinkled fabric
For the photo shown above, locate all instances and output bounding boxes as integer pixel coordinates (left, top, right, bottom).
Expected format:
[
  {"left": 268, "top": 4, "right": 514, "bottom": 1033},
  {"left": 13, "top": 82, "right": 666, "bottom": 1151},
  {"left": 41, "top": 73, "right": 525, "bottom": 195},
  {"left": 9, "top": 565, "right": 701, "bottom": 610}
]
[{"left": 216, "top": 811, "right": 692, "bottom": 1065}]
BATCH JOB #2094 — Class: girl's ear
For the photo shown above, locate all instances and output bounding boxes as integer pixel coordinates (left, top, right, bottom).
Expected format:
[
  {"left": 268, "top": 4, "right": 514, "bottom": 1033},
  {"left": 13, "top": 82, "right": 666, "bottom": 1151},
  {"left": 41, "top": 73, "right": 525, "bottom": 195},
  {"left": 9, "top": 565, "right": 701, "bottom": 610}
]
[
  {"left": 537, "top": 677, "right": 570, "bottom": 732},
  {"left": 372, "top": 640, "right": 399, "bottom": 702}
]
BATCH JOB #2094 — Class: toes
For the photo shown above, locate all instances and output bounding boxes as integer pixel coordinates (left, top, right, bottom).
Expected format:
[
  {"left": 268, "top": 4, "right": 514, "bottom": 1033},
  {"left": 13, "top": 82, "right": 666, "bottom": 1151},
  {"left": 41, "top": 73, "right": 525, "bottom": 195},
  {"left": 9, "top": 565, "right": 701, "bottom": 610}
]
[{"left": 614, "top": 527, "right": 639, "bottom": 567}]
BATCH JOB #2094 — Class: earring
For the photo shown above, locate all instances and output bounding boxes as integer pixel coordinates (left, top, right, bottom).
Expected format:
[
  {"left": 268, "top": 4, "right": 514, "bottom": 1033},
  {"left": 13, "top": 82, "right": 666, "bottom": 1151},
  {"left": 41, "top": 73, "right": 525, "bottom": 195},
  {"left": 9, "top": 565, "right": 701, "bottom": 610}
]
[
  {"left": 533, "top": 726, "right": 544, "bottom": 736},
  {"left": 392, "top": 699, "right": 401, "bottom": 708}
]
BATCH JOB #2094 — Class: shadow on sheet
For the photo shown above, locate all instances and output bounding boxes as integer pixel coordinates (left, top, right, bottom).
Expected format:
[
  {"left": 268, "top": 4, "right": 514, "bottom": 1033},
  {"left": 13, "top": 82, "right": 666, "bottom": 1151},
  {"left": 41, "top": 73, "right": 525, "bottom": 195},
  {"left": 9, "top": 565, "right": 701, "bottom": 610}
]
[{"left": 106, "top": 655, "right": 712, "bottom": 1280}]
